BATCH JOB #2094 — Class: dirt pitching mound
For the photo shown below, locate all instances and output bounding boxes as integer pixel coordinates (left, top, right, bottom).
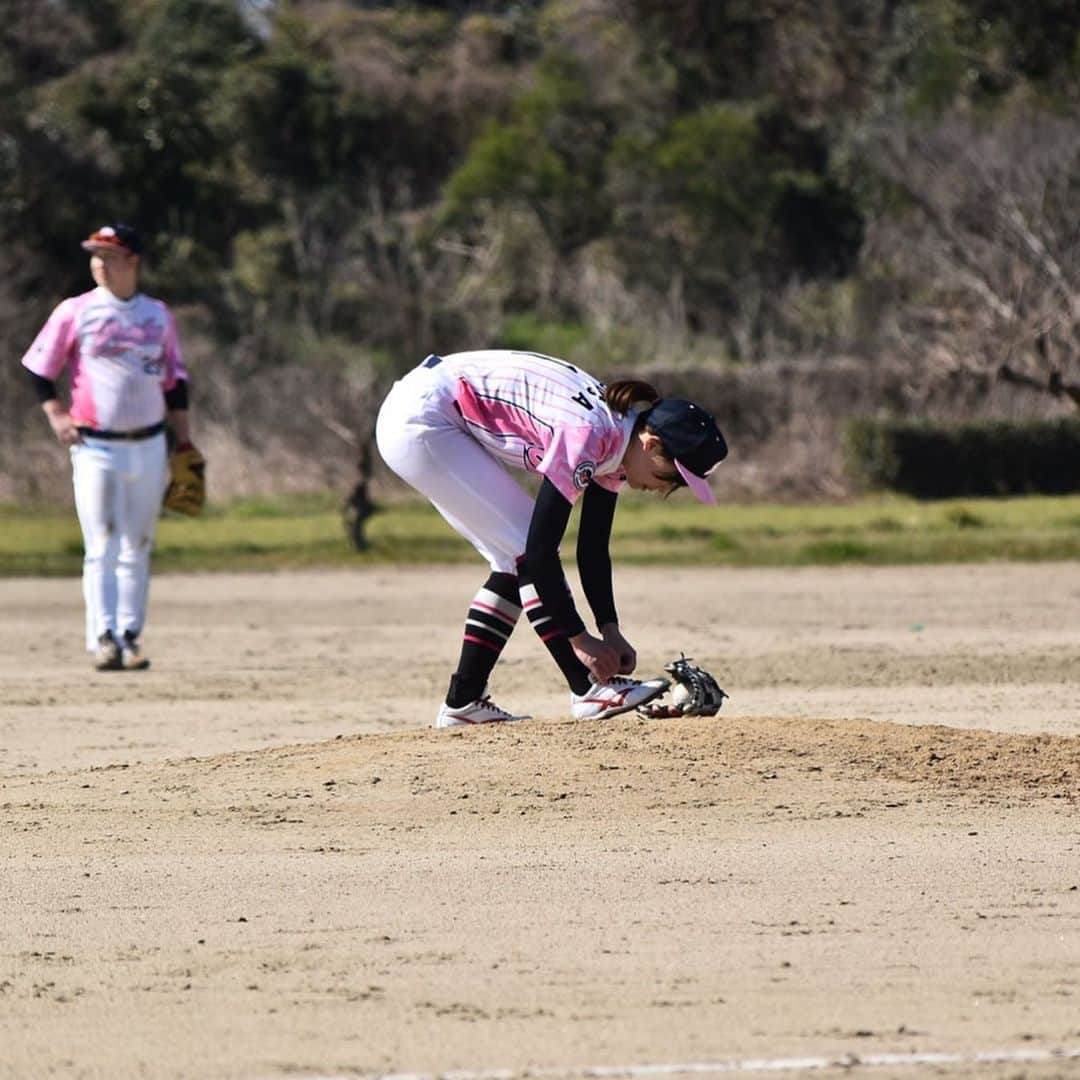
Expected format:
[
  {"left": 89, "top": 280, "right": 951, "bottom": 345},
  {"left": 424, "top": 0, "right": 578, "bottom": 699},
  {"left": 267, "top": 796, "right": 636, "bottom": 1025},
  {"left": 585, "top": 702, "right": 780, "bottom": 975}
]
[{"left": 11, "top": 716, "right": 1074, "bottom": 842}]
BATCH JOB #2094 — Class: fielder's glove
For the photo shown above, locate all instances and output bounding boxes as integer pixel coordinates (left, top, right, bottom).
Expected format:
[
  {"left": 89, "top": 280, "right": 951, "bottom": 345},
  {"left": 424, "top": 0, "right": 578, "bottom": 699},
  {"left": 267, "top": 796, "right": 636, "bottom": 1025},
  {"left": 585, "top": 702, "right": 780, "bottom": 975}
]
[
  {"left": 163, "top": 444, "right": 206, "bottom": 516},
  {"left": 637, "top": 654, "right": 728, "bottom": 718}
]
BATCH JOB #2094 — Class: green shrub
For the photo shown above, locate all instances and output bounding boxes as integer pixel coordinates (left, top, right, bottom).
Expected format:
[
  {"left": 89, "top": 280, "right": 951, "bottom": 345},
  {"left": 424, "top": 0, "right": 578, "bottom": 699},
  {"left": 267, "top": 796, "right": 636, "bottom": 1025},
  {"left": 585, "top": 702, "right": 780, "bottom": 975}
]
[
  {"left": 496, "top": 313, "right": 588, "bottom": 358},
  {"left": 845, "top": 417, "right": 1080, "bottom": 497}
]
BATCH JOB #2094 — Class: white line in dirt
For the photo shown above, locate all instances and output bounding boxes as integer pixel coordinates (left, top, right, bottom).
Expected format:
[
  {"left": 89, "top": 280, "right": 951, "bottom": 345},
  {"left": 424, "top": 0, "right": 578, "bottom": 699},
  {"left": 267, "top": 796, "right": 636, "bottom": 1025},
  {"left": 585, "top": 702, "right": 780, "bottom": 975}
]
[{"left": 265, "top": 1044, "right": 1080, "bottom": 1080}]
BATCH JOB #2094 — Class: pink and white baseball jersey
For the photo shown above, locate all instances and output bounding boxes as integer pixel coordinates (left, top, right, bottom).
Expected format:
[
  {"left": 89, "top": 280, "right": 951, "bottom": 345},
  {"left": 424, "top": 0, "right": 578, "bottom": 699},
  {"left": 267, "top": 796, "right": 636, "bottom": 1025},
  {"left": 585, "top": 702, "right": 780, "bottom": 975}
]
[
  {"left": 438, "top": 350, "right": 637, "bottom": 503},
  {"left": 21, "top": 287, "right": 186, "bottom": 432}
]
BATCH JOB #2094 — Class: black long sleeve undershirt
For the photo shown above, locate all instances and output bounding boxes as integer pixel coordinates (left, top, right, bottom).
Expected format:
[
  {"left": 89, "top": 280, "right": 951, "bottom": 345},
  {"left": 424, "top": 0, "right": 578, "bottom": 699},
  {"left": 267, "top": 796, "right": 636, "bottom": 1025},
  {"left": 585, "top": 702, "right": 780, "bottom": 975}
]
[
  {"left": 164, "top": 379, "right": 189, "bottom": 411},
  {"left": 26, "top": 370, "right": 57, "bottom": 403},
  {"left": 577, "top": 483, "right": 619, "bottom": 627},
  {"left": 523, "top": 477, "right": 619, "bottom": 639}
]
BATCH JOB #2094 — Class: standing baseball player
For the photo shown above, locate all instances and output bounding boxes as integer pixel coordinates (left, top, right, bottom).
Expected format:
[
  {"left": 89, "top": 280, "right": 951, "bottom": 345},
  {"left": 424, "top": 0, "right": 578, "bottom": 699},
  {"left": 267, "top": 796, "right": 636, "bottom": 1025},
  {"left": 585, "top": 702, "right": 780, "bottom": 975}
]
[
  {"left": 376, "top": 349, "right": 728, "bottom": 726},
  {"left": 21, "top": 224, "right": 197, "bottom": 671}
]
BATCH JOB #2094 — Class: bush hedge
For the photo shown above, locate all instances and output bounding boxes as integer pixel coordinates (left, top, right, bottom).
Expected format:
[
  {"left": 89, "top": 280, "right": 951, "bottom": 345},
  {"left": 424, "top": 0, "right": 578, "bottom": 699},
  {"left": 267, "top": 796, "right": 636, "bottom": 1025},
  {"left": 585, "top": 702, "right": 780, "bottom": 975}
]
[{"left": 845, "top": 417, "right": 1080, "bottom": 497}]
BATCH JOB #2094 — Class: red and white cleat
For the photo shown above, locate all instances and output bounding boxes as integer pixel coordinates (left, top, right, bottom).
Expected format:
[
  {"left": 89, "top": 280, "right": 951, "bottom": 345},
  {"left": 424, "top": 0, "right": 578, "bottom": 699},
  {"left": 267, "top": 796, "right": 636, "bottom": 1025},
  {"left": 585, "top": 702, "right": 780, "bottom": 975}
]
[{"left": 570, "top": 676, "right": 669, "bottom": 720}]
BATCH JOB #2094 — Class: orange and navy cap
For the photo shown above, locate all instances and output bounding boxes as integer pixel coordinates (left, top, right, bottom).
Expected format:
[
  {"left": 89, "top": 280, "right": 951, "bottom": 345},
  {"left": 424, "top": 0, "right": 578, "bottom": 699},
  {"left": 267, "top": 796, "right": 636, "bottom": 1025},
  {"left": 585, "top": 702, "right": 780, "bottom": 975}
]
[{"left": 81, "top": 224, "right": 142, "bottom": 256}]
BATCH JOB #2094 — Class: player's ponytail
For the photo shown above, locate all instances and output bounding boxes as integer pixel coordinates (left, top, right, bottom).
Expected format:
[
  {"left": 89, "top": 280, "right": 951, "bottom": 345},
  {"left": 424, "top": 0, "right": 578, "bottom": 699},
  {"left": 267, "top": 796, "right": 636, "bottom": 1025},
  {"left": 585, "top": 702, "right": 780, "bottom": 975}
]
[{"left": 605, "top": 379, "right": 661, "bottom": 418}]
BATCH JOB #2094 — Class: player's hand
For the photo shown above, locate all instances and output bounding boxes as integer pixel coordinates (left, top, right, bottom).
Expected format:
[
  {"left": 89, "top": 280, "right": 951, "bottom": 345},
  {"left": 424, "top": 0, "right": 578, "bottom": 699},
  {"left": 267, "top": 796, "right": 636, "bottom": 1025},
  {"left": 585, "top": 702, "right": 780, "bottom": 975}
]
[
  {"left": 600, "top": 624, "right": 637, "bottom": 674},
  {"left": 570, "top": 632, "right": 621, "bottom": 684},
  {"left": 46, "top": 408, "right": 81, "bottom": 446}
]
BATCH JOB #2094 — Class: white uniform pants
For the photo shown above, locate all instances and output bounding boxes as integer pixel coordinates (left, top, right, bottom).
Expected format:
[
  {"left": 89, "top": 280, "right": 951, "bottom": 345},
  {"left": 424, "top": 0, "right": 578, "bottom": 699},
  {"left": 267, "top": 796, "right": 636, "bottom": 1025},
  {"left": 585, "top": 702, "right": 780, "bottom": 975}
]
[
  {"left": 376, "top": 365, "right": 535, "bottom": 573},
  {"left": 71, "top": 433, "right": 169, "bottom": 651}
]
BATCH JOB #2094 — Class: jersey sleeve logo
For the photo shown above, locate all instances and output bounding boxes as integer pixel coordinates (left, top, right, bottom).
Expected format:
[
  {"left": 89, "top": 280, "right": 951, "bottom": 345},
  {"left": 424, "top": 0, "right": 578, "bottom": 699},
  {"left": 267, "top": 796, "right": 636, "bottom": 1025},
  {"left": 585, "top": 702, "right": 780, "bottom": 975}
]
[{"left": 573, "top": 461, "right": 597, "bottom": 490}]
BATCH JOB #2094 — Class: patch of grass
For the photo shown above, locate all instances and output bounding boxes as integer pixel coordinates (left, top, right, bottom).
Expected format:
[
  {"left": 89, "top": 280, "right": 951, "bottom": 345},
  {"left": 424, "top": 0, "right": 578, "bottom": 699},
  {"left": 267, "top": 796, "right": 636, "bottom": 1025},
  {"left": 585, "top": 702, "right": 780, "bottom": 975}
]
[
  {"left": 710, "top": 532, "right": 741, "bottom": 553},
  {"left": 799, "top": 539, "right": 874, "bottom": 563},
  {"left": 1, "top": 492, "right": 1079, "bottom": 575},
  {"left": 753, "top": 524, "right": 782, "bottom": 538},
  {"left": 657, "top": 524, "right": 715, "bottom": 541},
  {"left": 945, "top": 506, "right": 985, "bottom": 529},
  {"left": 605, "top": 493, "right": 1080, "bottom": 566},
  {"left": 867, "top": 515, "right": 904, "bottom": 532}
]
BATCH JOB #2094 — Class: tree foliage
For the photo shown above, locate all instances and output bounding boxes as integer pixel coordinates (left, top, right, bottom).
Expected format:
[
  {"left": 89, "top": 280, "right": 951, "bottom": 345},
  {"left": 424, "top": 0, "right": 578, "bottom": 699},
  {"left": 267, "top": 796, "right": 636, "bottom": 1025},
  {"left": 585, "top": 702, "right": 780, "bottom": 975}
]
[{"left": 2, "top": 0, "right": 1077, "bottom": 458}]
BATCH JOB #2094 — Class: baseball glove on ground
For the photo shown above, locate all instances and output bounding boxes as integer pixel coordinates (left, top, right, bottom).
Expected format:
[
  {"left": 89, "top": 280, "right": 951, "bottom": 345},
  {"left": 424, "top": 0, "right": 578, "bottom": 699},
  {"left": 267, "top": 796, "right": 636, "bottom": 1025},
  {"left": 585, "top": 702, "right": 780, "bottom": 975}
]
[
  {"left": 163, "top": 444, "right": 206, "bottom": 516},
  {"left": 637, "top": 655, "right": 728, "bottom": 718}
]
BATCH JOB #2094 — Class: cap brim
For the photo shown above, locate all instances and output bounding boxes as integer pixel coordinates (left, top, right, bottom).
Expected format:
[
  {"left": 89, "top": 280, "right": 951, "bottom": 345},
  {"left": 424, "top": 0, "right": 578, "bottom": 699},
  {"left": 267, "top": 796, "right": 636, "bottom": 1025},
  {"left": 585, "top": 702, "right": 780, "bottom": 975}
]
[
  {"left": 675, "top": 460, "right": 717, "bottom": 505},
  {"left": 82, "top": 241, "right": 132, "bottom": 253}
]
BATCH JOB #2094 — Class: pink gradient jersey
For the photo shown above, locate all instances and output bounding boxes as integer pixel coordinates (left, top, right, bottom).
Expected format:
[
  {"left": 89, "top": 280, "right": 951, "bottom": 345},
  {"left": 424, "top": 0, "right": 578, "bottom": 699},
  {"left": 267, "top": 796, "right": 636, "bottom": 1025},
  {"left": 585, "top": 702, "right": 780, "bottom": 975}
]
[
  {"left": 440, "top": 350, "right": 637, "bottom": 504},
  {"left": 21, "top": 287, "right": 186, "bottom": 431}
]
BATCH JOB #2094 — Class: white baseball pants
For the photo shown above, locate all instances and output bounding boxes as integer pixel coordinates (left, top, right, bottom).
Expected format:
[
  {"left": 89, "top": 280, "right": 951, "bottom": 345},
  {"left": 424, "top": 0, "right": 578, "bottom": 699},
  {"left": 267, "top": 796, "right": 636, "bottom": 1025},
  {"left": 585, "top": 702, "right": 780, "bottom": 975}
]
[
  {"left": 71, "top": 433, "right": 169, "bottom": 650},
  {"left": 376, "top": 365, "right": 534, "bottom": 573}
]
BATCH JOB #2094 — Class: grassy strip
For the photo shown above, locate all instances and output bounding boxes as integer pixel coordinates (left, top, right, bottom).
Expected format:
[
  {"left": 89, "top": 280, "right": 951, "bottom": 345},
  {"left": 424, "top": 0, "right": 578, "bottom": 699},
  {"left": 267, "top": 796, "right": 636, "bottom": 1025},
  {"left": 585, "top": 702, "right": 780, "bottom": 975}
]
[{"left": 1, "top": 493, "right": 1079, "bottom": 576}]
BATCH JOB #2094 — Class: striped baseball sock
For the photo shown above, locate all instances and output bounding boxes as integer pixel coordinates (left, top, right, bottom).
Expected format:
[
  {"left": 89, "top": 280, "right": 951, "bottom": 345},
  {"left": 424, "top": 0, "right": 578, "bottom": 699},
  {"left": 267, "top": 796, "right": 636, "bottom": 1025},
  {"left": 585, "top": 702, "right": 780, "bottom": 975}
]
[
  {"left": 517, "top": 569, "right": 593, "bottom": 696},
  {"left": 445, "top": 572, "right": 523, "bottom": 707}
]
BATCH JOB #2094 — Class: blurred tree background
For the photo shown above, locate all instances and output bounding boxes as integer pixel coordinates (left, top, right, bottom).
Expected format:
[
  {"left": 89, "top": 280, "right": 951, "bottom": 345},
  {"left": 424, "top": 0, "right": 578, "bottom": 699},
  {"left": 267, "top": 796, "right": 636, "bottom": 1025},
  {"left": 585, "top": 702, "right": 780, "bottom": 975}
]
[{"left": 2, "top": 0, "right": 1077, "bottom": 502}]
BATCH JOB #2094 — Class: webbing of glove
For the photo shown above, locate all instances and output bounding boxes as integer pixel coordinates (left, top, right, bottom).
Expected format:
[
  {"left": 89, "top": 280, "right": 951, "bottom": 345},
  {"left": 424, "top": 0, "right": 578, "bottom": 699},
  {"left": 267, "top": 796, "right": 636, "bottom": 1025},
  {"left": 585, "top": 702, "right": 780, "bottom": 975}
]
[
  {"left": 637, "top": 654, "right": 728, "bottom": 718},
  {"left": 667, "top": 655, "right": 728, "bottom": 716},
  {"left": 163, "top": 445, "right": 207, "bottom": 516}
]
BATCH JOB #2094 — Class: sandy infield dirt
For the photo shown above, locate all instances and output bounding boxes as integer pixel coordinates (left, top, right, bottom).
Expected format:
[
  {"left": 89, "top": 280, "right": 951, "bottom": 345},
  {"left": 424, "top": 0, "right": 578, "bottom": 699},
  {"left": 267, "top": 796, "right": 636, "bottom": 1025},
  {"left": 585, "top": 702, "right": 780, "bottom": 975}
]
[{"left": 1, "top": 563, "right": 1078, "bottom": 1079}]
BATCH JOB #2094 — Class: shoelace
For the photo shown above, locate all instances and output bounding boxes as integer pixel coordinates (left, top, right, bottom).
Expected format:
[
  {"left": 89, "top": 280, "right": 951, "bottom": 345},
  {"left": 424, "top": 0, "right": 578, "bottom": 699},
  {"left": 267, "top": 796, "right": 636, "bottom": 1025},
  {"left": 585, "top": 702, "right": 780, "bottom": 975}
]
[
  {"left": 576, "top": 676, "right": 640, "bottom": 701},
  {"left": 474, "top": 695, "right": 516, "bottom": 720}
]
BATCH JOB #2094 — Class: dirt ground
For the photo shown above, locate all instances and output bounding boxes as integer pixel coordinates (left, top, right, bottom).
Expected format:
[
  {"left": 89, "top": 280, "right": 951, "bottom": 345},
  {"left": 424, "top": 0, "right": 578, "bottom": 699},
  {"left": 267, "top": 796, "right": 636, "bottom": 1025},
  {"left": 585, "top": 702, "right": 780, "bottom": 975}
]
[{"left": 1, "top": 563, "right": 1078, "bottom": 1080}]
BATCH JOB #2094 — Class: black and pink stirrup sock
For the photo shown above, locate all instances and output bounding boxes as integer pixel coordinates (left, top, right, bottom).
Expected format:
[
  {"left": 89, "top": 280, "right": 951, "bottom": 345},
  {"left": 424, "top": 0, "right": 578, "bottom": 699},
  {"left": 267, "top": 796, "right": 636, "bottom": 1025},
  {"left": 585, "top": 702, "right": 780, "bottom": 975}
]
[
  {"left": 445, "top": 572, "right": 522, "bottom": 707},
  {"left": 517, "top": 565, "right": 592, "bottom": 697}
]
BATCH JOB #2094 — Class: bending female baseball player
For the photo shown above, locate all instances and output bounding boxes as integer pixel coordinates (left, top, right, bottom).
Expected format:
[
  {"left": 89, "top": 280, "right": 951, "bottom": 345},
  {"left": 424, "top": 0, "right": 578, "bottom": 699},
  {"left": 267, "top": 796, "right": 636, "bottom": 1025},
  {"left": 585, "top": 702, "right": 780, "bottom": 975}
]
[
  {"left": 21, "top": 224, "right": 197, "bottom": 671},
  {"left": 376, "top": 350, "right": 728, "bottom": 726}
]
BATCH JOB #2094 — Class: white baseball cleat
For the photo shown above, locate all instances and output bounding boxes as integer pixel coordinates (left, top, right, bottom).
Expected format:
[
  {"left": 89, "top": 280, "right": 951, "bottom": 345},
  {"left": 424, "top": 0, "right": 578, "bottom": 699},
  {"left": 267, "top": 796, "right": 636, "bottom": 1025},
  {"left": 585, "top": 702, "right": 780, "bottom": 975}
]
[
  {"left": 570, "top": 675, "right": 669, "bottom": 720},
  {"left": 93, "top": 630, "right": 122, "bottom": 672},
  {"left": 121, "top": 630, "right": 150, "bottom": 671},
  {"left": 434, "top": 697, "right": 531, "bottom": 728}
]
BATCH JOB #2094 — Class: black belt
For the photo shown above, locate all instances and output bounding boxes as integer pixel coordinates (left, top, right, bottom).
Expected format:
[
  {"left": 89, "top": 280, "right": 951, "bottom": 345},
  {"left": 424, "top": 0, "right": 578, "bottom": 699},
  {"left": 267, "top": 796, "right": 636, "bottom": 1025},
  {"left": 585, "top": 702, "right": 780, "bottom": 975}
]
[{"left": 77, "top": 421, "right": 166, "bottom": 442}]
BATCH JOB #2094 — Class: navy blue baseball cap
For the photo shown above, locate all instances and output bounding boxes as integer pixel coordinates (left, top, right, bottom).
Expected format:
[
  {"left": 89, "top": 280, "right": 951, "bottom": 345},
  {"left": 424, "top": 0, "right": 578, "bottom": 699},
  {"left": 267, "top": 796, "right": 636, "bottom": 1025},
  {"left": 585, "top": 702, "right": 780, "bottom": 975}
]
[
  {"left": 643, "top": 399, "right": 728, "bottom": 505},
  {"left": 82, "top": 223, "right": 142, "bottom": 256}
]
